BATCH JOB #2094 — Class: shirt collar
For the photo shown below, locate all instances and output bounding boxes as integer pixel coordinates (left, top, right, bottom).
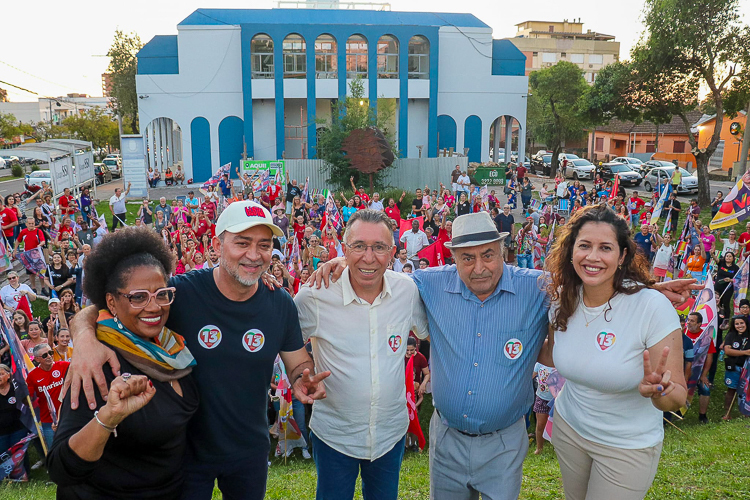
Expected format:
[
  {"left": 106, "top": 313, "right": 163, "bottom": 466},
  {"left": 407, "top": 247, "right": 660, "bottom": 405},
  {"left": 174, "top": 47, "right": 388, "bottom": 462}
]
[
  {"left": 341, "top": 268, "right": 393, "bottom": 306},
  {"left": 444, "top": 263, "right": 517, "bottom": 302}
]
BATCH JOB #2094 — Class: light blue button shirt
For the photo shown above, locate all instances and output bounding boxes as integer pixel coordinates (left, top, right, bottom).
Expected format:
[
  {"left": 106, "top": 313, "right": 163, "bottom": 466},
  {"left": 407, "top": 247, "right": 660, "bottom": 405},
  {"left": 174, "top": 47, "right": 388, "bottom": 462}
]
[{"left": 413, "top": 264, "right": 549, "bottom": 434}]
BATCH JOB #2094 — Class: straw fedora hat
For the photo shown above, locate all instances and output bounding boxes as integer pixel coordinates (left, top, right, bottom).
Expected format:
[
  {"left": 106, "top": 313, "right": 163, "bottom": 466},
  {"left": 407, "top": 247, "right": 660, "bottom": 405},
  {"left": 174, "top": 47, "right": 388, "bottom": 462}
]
[{"left": 444, "top": 212, "right": 508, "bottom": 249}]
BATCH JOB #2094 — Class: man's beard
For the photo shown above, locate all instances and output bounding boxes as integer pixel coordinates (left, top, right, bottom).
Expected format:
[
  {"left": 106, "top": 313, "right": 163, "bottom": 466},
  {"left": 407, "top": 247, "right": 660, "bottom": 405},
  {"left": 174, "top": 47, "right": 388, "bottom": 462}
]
[{"left": 220, "top": 258, "right": 266, "bottom": 287}]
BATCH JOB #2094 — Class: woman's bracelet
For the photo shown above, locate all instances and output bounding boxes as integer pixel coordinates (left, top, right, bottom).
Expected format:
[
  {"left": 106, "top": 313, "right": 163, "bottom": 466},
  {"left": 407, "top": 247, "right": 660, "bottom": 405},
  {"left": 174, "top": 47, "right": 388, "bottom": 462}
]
[{"left": 94, "top": 411, "right": 118, "bottom": 437}]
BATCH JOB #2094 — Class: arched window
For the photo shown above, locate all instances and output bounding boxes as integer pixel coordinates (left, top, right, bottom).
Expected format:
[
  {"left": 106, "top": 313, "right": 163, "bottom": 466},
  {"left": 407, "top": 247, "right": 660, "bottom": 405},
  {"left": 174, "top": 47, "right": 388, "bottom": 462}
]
[
  {"left": 283, "top": 34, "right": 306, "bottom": 79},
  {"left": 346, "top": 35, "right": 368, "bottom": 78},
  {"left": 377, "top": 35, "right": 398, "bottom": 79},
  {"left": 408, "top": 36, "right": 430, "bottom": 79},
  {"left": 315, "top": 34, "right": 337, "bottom": 79},
  {"left": 251, "top": 34, "right": 274, "bottom": 79}
]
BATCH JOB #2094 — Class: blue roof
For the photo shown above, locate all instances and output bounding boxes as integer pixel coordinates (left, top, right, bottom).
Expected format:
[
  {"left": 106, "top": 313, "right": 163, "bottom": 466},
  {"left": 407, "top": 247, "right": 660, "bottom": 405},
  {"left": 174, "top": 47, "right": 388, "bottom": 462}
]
[
  {"left": 137, "top": 35, "right": 179, "bottom": 75},
  {"left": 138, "top": 35, "right": 178, "bottom": 58},
  {"left": 178, "top": 8, "right": 489, "bottom": 29}
]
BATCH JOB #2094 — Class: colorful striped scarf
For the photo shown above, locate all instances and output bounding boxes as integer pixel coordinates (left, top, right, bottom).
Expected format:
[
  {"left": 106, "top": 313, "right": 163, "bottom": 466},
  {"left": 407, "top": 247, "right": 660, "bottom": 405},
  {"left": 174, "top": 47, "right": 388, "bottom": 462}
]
[{"left": 95, "top": 310, "right": 195, "bottom": 382}]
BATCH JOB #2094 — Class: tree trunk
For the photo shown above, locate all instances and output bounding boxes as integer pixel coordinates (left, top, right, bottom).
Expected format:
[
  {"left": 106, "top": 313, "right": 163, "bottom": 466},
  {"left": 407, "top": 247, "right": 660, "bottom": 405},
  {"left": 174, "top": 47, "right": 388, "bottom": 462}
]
[
  {"left": 369, "top": 172, "right": 374, "bottom": 198},
  {"left": 654, "top": 123, "right": 660, "bottom": 153},
  {"left": 550, "top": 145, "right": 562, "bottom": 178},
  {"left": 694, "top": 152, "right": 711, "bottom": 206},
  {"left": 737, "top": 100, "right": 750, "bottom": 178}
]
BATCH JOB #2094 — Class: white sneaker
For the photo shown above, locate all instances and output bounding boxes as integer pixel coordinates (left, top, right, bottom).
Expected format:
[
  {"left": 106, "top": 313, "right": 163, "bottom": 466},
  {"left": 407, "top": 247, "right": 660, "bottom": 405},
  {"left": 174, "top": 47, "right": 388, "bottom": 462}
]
[
  {"left": 285, "top": 447, "right": 294, "bottom": 457},
  {"left": 302, "top": 449, "right": 311, "bottom": 460},
  {"left": 31, "top": 459, "right": 44, "bottom": 470}
]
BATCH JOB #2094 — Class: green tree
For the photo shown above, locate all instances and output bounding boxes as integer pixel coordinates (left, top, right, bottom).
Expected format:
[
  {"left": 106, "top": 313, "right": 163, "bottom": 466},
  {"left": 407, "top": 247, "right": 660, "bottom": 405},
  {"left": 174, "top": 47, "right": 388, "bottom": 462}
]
[
  {"left": 724, "top": 71, "right": 750, "bottom": 175},
  {"left": 316, "top": 79, "right": 398, "bottom": 190},
  {"left": 528, "top": 61, "right": 590, "bottom": 176},
  {"left": 636, "top": 0, "right": 750, "bottom": 205},
  {"left": 107, "top": 30, "right": 142, "bottom": 134},
  {"left": 62, "top": 108, "right": 121, "bottom": 149},
  {"left": 0, "top": 113, "right": 33, "bottom": 140}
]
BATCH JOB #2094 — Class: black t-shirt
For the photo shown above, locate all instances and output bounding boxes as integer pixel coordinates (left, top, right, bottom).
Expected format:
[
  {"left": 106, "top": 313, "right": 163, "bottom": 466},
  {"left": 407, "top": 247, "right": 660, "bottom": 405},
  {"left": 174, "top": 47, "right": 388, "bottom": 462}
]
[
  {"left": 412, "top": 198, "right": 423, "bottom": 212},
  {"left": 0, "top": 385, "right": 23, "bottom": 434},
  {"left": 49, "top": 354, "right": 199, "bottom": 499},
  {"left": 494, "top": 213, "right": 514, "bottom": 234},
  {"left": 49, "top": 264, "right": 73, "bottom": 291},
  {"left": 457, "top": 201, "right": 471, "bottom": 216},
  {"left": 166, "top": 269, "right": 304, "bottom": 462},
  {"left": 662, "top": 199, "right": 681, "bottom": 219},
  {"left": 77, "top": 229, "right": 94, "bottom": 247},
  {"left": 286, "top": 183, "right": 302, "bottom": 203},
  {"left": 724, "top": 330, "right": 750, "bottom": 371}
]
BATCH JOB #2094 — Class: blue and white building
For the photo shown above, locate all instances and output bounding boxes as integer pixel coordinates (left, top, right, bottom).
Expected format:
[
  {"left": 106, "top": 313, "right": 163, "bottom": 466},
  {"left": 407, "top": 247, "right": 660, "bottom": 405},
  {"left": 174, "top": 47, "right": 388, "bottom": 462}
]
[{"left": 136, "top": 7, "right": 527, "bottom": 182}]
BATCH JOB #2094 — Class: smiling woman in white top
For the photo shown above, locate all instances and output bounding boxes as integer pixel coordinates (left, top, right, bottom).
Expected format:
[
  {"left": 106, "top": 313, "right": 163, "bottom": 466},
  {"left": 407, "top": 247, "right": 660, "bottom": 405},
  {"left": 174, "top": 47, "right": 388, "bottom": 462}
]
[{"left": 540, "top": 204, "right": 687, "bottom": 500}]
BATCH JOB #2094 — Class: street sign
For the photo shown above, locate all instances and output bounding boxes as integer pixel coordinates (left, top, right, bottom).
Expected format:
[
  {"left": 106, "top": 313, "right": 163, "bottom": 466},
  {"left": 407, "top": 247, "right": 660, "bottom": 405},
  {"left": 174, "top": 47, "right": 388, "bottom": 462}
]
[
  {"left": 241, "top": 160, "right": 285, "bottom": 179},
  {"left": 473, "top": 166, "right": 506, "bottom": 186},
  {"left": 50, "top": 156, "right": 73, "bottom": 192},
  {"left": 121, "top": 135, "right": 149, "bottom": 198}
]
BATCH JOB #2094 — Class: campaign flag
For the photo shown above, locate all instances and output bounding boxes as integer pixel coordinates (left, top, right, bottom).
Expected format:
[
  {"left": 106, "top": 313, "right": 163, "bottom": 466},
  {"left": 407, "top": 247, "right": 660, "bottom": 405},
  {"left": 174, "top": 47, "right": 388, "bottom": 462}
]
[
  {"left": 417, "top": 241, "right": 445, "bottom": 267},
  {"left": 17, "top": 248, "right": 46, "bottom": 275},
  {"left": 272, "top": 357, "right": 307, "bottom": 456},
  {"left": 738, "top": 358, "right": 750, "bottom": 417},
  {"left": 650, "top": 181, "right": 671, "bottom": 220},
  {"left": 609, "top": 174, "right": 620, "bottom": 200},
  {"left": 15, "top": 295, "right": 32, "bottom": 322},
  {"left": 709, "top": 174, "right": 750, "bottom": 229},
  {"left": 686, "top": 275, "right": 718, "bottom": 395},
  {"left": 674, "top": 296, "right": 695, "bottom": 317},
  {"left": 541, "top": 369, "right": 566, "bottom": 442},
  {"left": 665, "top": 255, "right": 675, "bottom": 282},
  {"left": 405, "top": 355, "right": 426, "bottom": 450},
  {"left": 545, "top": 219, "right": 557, "bottom": 255},
  {"left": 201, "top": 163, "right": 231, "bottom": 190},
  {"left": 399, "top": 217, "right": 424, "bottom": 240},
  {"left": 0, "top": 238, "right": 11, "bottom": 273},
  {"left": 321, "top": 193, "right": 342, "bottom": 232},
  {"left": 733, "top": 255, "right": 750, "bottom": 314},
  {"left": 42, "top": 387, "right": 58, "bottom": 425},
  {"left": 0, "top": 433, "right": 35, "bottom": 481},
  {"left": 301, "top": 178, "right": 310, "bottom": 203},
  {"left": 0, "top": 315, "right": 34, "bottom": 431}
]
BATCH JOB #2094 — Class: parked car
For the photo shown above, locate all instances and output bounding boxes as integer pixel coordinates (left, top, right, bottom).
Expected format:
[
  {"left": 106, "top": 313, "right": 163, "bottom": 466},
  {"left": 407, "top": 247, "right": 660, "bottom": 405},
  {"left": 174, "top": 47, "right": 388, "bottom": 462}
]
[
  {"left": 566, "top": 159, "right": 596, "bottom": 180},
  {"left": 613, "top": 156, "right": 647, "bottom": 174},
  {"left": 531, "top": 153, "right": 553, "bottom": 176},
  {"left": 643, "top": 166, "right": 698, "bottom": 194},
  {"left": 0, "top": 155, "right": 20, "bottom": 167},
  {"left": 644, "top": 160, "right": 677, "bottom": 170},
  {"left": 103, "top": 157, "right": 122, "bottom": 178},
  {"left": 94, "top": 163, "right": 113, "bottom": 185},
  {"left": 599, "top": 162, "right": 642, "bottom": 186},
  {"left": 0, "top": 157, "right": 5, "bottom": 170},
  {"left": 25, "top": 170, "right": 52, "bottom": 188},
  {"left": 563, "top": 153, "right": 580, "bottom": 160}
]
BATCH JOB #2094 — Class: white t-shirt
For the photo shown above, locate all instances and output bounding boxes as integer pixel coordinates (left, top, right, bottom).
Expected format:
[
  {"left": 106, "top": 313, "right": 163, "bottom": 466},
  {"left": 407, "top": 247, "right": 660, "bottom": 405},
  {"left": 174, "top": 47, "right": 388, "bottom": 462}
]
[
  {"left": 109, "top": 194, "right": 126, "bottom": 214},
  {"left": 721, "top": 239, "right": 739, "bottom": 257},
  {"left": 0, "top": 283, "right": 34, "bottom": 311},
  {"left": 551, "top": 287, "right": 680, "bottom": 449},
  {"left": 653, "top": 243, "right": 674, "bottom": 269}
]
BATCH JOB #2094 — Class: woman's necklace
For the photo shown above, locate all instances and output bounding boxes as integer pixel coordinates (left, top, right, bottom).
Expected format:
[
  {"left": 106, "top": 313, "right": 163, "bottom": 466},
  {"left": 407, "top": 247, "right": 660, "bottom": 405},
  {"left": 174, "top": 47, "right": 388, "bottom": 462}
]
[{"left": 581, "top": 292, "right": 613, "bottom": 327}]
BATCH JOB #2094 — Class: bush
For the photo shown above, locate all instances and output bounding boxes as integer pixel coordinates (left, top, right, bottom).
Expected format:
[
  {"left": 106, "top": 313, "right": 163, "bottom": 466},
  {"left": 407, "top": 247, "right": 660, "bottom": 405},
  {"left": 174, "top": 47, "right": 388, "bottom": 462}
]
[
  {"left": 10, "top": 165, "right": 23, "bottom": 178},
  {"left": 30, "top": 164, "right": 40, "bottom": 172}
]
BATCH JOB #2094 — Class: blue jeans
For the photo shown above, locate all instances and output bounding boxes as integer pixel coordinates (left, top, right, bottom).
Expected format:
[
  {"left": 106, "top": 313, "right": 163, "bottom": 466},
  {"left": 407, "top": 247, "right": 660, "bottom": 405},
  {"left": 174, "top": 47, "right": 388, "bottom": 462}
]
[
  {"left": 311, "top": 432, "right": 406, "bottom": 500},
  {"left": 41, "top": 422, "right": 54, "bottom": 450},
  {"left": 517, "top": 253, "right": 532, "bottom": 269}
]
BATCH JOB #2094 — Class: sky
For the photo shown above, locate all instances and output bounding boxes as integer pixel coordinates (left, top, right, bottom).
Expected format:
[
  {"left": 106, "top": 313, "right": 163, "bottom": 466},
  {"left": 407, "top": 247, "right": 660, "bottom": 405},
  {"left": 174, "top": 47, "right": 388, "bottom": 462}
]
[{"left": 2, "top": 0, "right": 748, "bottom": 102}]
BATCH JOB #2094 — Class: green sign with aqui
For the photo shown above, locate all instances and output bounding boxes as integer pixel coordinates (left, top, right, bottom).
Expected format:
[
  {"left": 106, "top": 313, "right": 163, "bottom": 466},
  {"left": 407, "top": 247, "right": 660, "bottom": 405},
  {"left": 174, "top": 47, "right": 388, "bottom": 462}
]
[
  {"left": 241, "top": 160, "right": 286, "bottom": 179},
  {"left": 472, "top": 166, "right": 506, "bottom": 186}
]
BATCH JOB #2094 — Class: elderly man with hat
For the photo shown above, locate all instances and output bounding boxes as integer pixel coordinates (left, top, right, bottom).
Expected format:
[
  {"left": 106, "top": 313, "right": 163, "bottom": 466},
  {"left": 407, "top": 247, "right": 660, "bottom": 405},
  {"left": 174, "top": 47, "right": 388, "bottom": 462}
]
[
  {"left": 313, "top": 211, "right": 700, "bottom": 499},
  {"left": 63, "top": 200, "right": 330, "bottom": 500}
]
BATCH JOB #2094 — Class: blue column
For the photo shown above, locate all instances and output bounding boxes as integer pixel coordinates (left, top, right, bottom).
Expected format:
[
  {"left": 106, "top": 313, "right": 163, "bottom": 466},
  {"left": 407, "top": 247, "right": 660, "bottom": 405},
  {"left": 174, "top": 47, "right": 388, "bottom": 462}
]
[
  {"left": 240, "top": 28, "right": 255, "bottom": 160},
  {"left": 274, "top": 36, "right": 285, "bottom": 159},
  {"left": 398, "top": 35, "right": 408, "bottom": 157},
  {"left": 306, "top": 34, "right": 317, "bottom": 158},
  {"left": 368, "top": 34, "right": 378, "bottom": 115},
  {"left": 338, "top": 34, "right": 348, "bottom": 117},
  {"left": 427, "top": 31, "right": 439, "bottom": 158}
]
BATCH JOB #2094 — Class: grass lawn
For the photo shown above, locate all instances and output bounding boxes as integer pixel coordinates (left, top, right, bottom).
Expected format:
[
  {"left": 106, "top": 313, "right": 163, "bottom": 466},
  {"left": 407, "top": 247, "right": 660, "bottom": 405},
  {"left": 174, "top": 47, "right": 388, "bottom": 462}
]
[{"left": 2, "top": 196, "right": 749, "bottom": 498}]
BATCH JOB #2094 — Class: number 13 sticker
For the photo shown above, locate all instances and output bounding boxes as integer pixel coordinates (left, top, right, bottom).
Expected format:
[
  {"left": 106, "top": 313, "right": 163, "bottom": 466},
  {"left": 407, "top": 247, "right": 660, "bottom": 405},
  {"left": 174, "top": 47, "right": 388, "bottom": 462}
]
[
  {"left": 198, "top": 325, "right": 222, "bottom": 349},
  {"left": 243, "top": 329, "right": 265, "bottom": 353}
]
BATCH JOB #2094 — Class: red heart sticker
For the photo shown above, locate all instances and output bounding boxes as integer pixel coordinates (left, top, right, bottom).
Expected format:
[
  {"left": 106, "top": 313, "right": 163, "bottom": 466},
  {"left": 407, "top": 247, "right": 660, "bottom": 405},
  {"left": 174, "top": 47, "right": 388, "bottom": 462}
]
[
  {"left": 388, "top": 335, "right": 402, "bottom": 352},
  {"left": 596, "top": 332, "right": 616, "bottom": 351}
]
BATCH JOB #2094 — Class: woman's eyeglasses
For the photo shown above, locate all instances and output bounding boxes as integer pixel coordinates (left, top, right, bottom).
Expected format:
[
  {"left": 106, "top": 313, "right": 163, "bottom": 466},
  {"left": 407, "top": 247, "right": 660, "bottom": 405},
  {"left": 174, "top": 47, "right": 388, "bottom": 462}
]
[{"left": 118, "top": 287, "right": 176, "bottom": 309}]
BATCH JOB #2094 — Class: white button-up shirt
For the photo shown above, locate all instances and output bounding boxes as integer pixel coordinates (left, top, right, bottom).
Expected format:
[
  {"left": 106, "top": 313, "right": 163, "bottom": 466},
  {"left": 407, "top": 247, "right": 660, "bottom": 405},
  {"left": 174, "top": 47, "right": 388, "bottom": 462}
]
[
  {"left": 400, "top": 230, "right": 429, "bottom": 259},
  {"left": 295, "top": 269, "right": 429, "bottom": 460}
]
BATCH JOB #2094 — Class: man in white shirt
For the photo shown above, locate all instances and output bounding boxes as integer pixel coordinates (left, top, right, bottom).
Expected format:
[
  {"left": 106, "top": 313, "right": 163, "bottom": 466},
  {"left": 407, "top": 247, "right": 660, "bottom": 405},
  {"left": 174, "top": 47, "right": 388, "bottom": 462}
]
[
  {"left": 400, "top": 219, "right": 429, "bottom": 268},
  {"left": 368, "top": 192, "right": 384, "bottom": 211},
  {"left": 295, "top": 209, "right": 429, "bottom": 500},
  {"left": 392, "top": 247, "right": 409, "bottom": 273},
  {"left": 456, "top": 171, "right": 471, "bottom": 196},
  {"left": 108, "top": 182, "right": 131, "bottom": 231}
]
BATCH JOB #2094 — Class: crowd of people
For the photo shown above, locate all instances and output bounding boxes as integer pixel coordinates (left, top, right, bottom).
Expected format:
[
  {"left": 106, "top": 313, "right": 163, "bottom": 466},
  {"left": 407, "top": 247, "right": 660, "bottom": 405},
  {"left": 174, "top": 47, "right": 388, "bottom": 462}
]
[{"left": 0, "top": 161, "right": 743, "bottom": 500}]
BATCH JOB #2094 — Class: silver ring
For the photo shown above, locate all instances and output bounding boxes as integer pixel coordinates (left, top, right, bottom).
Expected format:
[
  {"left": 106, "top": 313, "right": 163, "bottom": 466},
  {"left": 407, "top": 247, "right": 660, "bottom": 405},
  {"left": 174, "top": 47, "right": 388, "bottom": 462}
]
[{"left": 122, "top": 373, "right": 132, "bottom": 381}]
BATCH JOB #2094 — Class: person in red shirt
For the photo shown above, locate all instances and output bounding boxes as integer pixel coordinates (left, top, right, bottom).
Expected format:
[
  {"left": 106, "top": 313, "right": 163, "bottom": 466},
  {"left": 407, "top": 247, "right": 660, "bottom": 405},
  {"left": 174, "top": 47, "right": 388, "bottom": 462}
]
[
  {"left": 27, "top": 343, "right": 69, "bottom": 448},
  {"left": 200, "top": 200, "right": 216, "bottom": 222},
  {"left": 384, "top": 193, "right": 405, "bottom": 225},
  {"left": 267, "top": 182, "right": 282, "bottom": 206},
  {"left": 13, "top": 217, "right": 46, "bottom": 291},
  {"left": 0, "top": 196, "right": 19, "bottom": 247},
  {"left": 192, "top": 210, "right": 212, "bottom": 239},
  {"left": 58, "top": 188, "right": 77, "bottom": 217},
  {"left": 292, "top": 215, "right": 306, "bottom": 244},
  {"left": 436, "top": 217, "right": 453, "bottom": 263},
  {"left": 739, "top": 221, "right": 750, "bottom": 259},
  {"left": 349, "top": 176, "right": 370, "bottom": 203},
  {"left": 685, "top": 311, "right": 715, "bottom": 424},
  {"left": 628, "top": 191, "right": 646, "bottom": 226},
  {"left": 516, "top": 164, "right": 526, "bottom": 181}
]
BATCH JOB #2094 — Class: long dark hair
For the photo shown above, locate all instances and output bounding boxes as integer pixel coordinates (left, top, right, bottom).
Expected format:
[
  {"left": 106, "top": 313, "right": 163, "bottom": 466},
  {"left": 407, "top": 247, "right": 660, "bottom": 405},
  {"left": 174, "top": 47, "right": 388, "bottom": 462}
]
[
  {"left": 543, "top": 203, "right": 654, "bottom": 331},
  {"left": 728, "top": 315, "right": 748, "bottom": 338}
]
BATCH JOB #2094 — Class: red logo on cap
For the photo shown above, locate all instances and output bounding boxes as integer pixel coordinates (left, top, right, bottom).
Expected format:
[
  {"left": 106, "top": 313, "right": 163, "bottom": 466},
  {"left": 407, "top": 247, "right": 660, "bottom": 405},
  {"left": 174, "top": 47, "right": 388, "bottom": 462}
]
[{"left": 245, "top": 206, "right": 265, "bottom": 218}]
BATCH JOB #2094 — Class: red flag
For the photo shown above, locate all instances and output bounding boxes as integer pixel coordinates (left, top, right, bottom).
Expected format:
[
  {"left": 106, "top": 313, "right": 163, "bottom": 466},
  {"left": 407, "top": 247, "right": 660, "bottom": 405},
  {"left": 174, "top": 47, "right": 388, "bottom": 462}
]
[
  {"left": 405, "top": 356, "right": 426, "bottom": 449},
  {"left": 399, "top": 217, "right": 424, "bottom": 240},
  {"left": 15, "top": 295, "right": 32, "bottom": 321},
  {"left": 417, "top": 241, "right": 445, "bottom": 267},
  {"left": 610, "top": 174, "right": 620, "bottom": 200}
]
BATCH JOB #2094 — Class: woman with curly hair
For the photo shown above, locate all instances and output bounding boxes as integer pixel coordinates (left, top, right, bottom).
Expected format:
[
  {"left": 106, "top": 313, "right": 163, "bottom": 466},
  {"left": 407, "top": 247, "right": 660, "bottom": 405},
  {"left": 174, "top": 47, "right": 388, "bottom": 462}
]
[
  {"left": 541, "top": 203, "right": 687, "bottom": 500},
  {"left": 48, "top": 227, "right": 198, "bottom": 499}
]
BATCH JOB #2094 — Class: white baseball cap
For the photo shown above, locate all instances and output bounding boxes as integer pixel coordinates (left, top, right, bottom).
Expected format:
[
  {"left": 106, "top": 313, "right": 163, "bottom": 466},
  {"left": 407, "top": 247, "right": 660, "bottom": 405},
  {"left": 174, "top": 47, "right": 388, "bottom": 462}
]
[{"left": 215, "top": 201, "right": 284, "bottom": 238}]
